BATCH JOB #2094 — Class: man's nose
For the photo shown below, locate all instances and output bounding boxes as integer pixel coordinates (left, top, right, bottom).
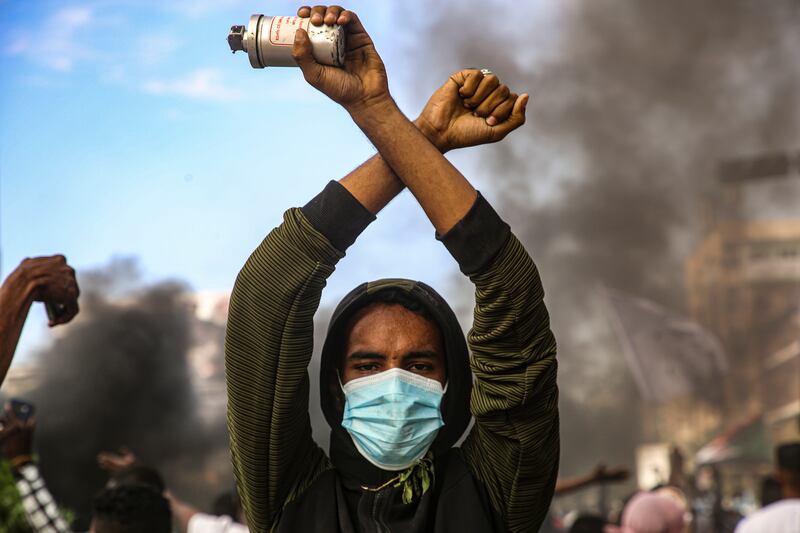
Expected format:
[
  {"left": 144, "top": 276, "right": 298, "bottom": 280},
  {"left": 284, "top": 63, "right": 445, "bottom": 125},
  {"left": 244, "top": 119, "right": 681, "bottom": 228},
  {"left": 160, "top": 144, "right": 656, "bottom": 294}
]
[{"left": 385, "top": 355, "right": 403, "bottom": 369}]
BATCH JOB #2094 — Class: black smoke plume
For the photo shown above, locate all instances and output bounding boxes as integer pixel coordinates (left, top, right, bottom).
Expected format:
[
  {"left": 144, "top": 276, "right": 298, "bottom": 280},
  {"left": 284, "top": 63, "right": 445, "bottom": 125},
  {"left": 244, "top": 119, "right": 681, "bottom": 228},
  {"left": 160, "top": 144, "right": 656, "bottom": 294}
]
[
  {"left": 27, "top": 258, "right": 229, "bottom": 527},
  {"left": 401, "top": 0, "right": 800, "bottom": 482}
]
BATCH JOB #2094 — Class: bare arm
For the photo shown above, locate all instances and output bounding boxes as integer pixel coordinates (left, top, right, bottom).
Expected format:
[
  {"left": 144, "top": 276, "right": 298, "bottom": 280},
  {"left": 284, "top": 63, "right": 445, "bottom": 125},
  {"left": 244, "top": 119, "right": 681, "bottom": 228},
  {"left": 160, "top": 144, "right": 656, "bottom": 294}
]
[
  {"left": 0, "top": 274, "right": 35, "bottom": 386},
  {"left": 0, "top": 256, "right": 79, "bottom": 387},
  {"left": 337, "top": 115, "right": 480, "bottom": 215},
  {"left": 351, "top": 102, "right": 478, "bottom": 232},
  {"left": 554, "top": 464, "right": 630, "bottom": 496},
  {"left": 349, "top": 97, "right": 524, "bottom": 233},
  {"left": 293, "top": 7, "right": 527, "bottom": 230},
  {"left": 165, "top": 493, "right": 201, "bottom": 533}
]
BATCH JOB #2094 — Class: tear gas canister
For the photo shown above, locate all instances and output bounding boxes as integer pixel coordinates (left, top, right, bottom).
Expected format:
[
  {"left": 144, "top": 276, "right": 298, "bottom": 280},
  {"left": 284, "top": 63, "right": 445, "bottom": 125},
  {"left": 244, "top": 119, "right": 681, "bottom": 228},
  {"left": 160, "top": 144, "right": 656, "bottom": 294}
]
[{"left": 228, "top": 15, "right": 345, "bottom": 68}]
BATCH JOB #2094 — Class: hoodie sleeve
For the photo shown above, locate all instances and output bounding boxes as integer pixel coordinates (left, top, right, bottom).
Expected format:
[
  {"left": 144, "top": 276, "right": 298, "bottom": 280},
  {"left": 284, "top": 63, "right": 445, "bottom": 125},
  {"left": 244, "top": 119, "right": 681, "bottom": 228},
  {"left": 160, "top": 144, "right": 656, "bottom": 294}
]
[
  {"left": 438, "top": 193, "right": 560, "bottom": 533},
  {"left": 226, "top": 181, "right": 374, "bottom": 532}
]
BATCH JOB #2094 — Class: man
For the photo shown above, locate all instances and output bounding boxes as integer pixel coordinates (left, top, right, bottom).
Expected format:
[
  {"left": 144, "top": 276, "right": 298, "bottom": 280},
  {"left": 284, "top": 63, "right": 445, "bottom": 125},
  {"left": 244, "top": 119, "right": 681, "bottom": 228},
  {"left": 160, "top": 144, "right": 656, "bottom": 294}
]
[
  {"left": 0, "top": 255, "right": 80, "bottom": 387},
  {"left": 735, "top": 442, "right": 800, "bottom": 533},
  {"left": 226, "top": 5, "right": 559, "bottom": 532},
  {"left": 89, "top": 485, "right": 171, "bottom": 533}
]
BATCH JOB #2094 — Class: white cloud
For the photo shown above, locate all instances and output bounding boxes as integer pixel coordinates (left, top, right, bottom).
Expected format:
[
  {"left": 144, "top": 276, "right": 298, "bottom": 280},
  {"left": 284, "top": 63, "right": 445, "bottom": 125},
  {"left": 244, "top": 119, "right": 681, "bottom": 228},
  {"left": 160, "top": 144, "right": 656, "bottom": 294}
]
[
  {"left": 135, "top": 33, "right": 180, "bottom": 66},
  {"left": 142, "top": 68, "right": 243, "bottom": 102},
  {"left": 4, "top": 6, "right": 96, "bottom": 71}
]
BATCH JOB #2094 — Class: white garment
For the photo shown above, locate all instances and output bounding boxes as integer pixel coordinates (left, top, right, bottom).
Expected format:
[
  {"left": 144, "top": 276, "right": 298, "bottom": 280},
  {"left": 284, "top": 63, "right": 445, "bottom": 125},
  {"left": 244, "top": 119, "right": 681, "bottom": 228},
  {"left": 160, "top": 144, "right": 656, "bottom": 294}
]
[
  {"left": 188, "top": 513, "right": 249, "bottom": 533},
  {"left": 735, "top": 499, "right": 800, "bottom": 533}
]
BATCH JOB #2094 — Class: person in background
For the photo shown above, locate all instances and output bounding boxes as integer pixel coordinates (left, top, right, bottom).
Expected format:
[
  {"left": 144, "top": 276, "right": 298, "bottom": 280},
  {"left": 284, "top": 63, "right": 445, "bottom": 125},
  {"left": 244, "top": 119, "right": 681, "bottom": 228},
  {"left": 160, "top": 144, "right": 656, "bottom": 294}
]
[
  {"left": 0, "top": 403, "right": 71, "bottom": 532},
  {"left": 735, "top": 442, "right": 800, "bottom": 533},
  {"left": 88, "top": 485, "right": 171, "bottom": 533},
  {"left": 3, "top": 412, "right": 186, "bottom": 533},
  {"left": 605, "top": 491, "right": 688, "bottom": 533},
  {"left": 0, "top": 255, "right": 79, "bottom": 388},
  {"left": 691, "top": 464, "right": 725, "bottom": 533},
  {"left": 98, "top": 447, "right": 248, "bottom": 533},
  {"left": 169, "top": 493, "right": 249, "bottom": 533}
]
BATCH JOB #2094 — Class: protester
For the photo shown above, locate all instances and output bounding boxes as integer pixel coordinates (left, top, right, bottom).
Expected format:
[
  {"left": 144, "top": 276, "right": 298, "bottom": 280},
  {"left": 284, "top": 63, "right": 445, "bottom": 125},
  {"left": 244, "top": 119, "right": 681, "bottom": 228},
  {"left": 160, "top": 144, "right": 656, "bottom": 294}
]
[
  {"left": 735, "top": 442, "right": 800, "bottom": 533},
  {"left": 89, "top": 484, "right": 171, "bottom": 533},
  {"left": 225, "top": 5, "right": 557, "bottom": 533},
  {"left": 0, "top": 255, "right": 79, "bottom": 387},
  {"left": 605, "top": 491, "right": 688, "bottom": 533},
  {"left": 0, "top": 402, "right": 72, "bottom": 532},
  {"left": 2, "top": 407, "right": 217, "bottom": 533},
  {"left": 98, "top": 447, "right": 249, "bottom": 533}
]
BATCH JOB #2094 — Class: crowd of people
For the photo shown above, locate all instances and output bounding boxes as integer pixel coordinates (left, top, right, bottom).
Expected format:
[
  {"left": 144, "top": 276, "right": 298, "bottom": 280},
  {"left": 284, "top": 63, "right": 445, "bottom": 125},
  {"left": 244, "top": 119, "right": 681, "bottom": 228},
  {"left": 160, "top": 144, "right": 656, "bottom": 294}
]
[
  {"left": 0, "top": 404, "right": 248, "bottom": 532},
  {"left": 1, "top": 4, "right": 798, "bottom": 533},
  {"left": 539, "top": 445, "right": 800, "bottom": 532}
]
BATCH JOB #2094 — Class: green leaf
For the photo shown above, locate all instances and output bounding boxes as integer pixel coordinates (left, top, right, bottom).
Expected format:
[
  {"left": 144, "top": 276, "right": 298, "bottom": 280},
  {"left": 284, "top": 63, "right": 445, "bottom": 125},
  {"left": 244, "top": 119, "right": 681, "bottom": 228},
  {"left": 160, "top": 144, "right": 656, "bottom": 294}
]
[
  {"left": 403, "top": 483, "right": 413, "bottom": 504},
  {"left": 420, "top": 469, "right": 431, "bottom": 495}
]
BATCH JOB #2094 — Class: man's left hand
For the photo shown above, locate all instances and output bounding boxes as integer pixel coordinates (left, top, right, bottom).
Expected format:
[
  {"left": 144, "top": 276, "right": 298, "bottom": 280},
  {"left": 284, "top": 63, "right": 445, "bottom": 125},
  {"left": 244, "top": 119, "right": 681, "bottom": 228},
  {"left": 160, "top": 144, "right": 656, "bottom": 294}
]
[{"left": 416, "top": 69, "right": 529, "bottom": 153}]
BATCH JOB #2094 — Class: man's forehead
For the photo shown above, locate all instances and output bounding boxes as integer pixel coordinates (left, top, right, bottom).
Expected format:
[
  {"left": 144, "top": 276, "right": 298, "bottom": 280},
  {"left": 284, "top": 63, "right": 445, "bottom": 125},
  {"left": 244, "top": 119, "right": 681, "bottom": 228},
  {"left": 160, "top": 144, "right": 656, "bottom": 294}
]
[{"left": 347, "top": 302, "right": 437, "bottom": 331}]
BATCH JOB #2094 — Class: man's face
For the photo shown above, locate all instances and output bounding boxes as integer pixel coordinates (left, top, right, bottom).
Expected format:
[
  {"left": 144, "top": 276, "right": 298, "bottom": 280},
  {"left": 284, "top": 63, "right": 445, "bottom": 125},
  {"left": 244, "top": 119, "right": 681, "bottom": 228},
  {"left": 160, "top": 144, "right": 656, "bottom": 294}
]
[{"left": 341, "top": 303, "right": 446, "bottom": 386}]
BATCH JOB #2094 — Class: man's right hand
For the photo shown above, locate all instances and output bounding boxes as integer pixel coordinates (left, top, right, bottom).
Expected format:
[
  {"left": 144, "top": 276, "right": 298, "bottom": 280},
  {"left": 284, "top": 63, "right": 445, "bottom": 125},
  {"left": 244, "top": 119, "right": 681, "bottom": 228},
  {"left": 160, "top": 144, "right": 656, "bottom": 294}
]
[
  {"left": 292, "top": 5, "right": 391, "bottom": 115},
  {"left": 5, "top": 255, "right": 80, "bottom": 326},
  {"left": 416, "top": 69, "right": 529, "bottom": 153}
]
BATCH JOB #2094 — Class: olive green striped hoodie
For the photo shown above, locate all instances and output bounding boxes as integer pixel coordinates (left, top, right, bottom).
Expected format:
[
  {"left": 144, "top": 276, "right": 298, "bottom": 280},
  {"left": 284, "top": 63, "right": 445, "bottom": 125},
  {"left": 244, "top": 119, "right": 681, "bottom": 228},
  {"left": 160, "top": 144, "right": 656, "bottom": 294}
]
[{"left": 226, "top": 182, "right": 559, "bottom": 532}]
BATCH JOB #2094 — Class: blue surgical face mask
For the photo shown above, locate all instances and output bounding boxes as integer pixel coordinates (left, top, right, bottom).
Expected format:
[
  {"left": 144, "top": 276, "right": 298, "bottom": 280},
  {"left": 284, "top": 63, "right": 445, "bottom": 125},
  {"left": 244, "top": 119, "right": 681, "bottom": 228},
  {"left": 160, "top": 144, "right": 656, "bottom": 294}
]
[{"left": 341, "top": 368, "right": 445, "bottom": 471}]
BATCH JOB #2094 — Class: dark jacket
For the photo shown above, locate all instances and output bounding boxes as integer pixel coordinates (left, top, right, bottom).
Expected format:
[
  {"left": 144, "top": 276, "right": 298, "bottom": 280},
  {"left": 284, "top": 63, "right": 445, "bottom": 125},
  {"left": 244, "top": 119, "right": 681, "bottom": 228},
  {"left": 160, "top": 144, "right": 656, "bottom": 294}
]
[{"left": 225, "top": 182, "right": 559, "bottom": 532}]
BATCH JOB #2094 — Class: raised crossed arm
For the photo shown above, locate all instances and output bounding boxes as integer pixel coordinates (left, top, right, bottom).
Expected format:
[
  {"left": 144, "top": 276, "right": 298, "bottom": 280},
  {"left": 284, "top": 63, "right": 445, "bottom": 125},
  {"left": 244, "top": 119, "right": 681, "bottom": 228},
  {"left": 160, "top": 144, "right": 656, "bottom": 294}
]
[{"left": 293, "top": 5, "right": 528, "bottom": 223}]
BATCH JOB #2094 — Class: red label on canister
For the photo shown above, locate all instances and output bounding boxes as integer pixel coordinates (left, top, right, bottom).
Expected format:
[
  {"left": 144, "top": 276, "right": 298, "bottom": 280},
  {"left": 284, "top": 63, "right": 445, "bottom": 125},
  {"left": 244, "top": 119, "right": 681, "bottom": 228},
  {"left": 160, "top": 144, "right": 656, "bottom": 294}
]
[{"left": 268, "top": 16, "right": 311, "bottom": 47}]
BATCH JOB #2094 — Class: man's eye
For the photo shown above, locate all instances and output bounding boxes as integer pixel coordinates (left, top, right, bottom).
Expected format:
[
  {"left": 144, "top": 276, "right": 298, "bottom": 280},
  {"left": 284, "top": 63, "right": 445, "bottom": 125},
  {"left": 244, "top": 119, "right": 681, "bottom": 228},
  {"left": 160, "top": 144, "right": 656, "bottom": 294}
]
[
  {"left": 408, "top": 363, "right": 432, "bottom": 372},
  {"left": 356, "top": 364, "right": 379, "bottom": 372}
]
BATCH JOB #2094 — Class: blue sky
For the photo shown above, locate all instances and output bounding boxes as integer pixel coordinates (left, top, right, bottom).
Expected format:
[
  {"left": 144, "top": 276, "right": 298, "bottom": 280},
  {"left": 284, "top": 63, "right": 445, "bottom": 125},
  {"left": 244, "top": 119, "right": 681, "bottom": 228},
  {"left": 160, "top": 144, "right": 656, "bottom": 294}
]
[{"left": 1, "top": 1, "right": 501, "bottom": 360}]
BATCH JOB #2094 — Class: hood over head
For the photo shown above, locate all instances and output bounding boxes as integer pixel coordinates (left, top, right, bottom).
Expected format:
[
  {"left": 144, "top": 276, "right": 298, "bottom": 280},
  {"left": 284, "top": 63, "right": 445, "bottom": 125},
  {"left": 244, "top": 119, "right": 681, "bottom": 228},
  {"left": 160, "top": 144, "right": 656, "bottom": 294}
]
[{"left": 319, "top": 278, "right": 472, "bottom": 484}]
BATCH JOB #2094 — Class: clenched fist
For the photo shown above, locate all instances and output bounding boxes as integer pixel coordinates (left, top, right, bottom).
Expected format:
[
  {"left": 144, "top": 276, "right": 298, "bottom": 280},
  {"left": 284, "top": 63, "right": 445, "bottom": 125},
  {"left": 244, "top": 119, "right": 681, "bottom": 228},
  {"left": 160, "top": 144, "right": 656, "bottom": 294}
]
[
  {"left": 292, "top": 5, "right": 390, "bottom": 114},
  {"left": 416, "top": 69, "right": 529, "bottom": 153},
  {"left": 8, "top": 255, "right": 80, "bottom": 326}
]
